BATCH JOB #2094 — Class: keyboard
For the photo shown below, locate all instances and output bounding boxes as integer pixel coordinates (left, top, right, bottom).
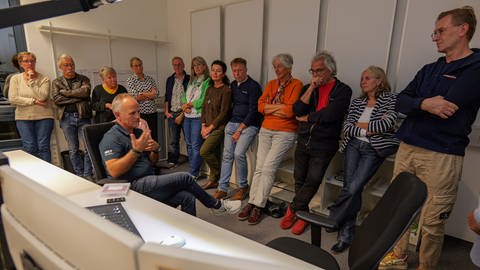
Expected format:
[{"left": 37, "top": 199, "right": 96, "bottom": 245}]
[{"left": 86, "top": 203, "right": 142, "bottom": 238}]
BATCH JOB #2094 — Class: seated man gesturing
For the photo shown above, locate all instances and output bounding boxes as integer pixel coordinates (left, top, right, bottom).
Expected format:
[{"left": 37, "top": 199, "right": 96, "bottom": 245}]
[{"left": 99, "top": 93, "right": 240, "bottom": 216}]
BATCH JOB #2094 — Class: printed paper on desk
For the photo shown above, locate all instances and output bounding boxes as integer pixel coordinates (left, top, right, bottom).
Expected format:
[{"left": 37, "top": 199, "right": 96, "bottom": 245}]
[{"left": 100, "top": 183, "right": 131, "bottom": 198}]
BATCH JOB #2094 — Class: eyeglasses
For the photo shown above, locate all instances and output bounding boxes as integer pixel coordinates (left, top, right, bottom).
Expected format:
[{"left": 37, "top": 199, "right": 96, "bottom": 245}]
[
  {"left": 309, "top": 68, "right": 328, "bottom": 75},
  {"left": 21, "top": 59, "right": 36, "bottom": 63},
  {"left": 431, "top": 24, "right": 463, "bottom": 39},
  {"left": 62, "top": 63, "right": 74, "bottom": 67}
]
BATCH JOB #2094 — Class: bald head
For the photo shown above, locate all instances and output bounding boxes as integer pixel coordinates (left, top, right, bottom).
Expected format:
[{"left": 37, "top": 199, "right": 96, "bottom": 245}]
[{"left": 112, "top": 94, "right": 140, "bottom": 132}]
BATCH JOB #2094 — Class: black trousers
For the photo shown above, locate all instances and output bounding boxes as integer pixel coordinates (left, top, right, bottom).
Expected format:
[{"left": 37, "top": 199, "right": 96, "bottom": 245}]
[
  {"left": 292, "top": 141, "right": 337, "bottom": 211},
  {"left": 141, "top": 112, "right": 158, "bottom": 142}
]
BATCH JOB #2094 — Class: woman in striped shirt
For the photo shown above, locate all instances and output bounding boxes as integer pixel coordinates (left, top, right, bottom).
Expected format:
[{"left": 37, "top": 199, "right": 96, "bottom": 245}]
[{"left": 328, "top": 66, "right": 399, "bottom": 253}]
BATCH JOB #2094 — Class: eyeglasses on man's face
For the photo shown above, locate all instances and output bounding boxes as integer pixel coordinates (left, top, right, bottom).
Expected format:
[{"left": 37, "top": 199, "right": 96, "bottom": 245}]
[
  {"left": 431, "top": 24, "right": 463, "bottom": 39},
  {"left": 309, "top": 68, "right": 329, "bottom": 75}
]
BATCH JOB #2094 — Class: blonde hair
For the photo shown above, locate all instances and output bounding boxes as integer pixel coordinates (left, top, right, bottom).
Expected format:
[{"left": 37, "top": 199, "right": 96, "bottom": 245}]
[
  {"left": 190, "top": 56, "right": 210, "bottom": 83},
  {"left": 17, "top": 51, "right": 36, "bottom": 63},
  {"left": 130, "top": 57, "right": 142, "bottom": 67},
  {"left": 361, "top": 66, "right": 391, "bottom": 98},
  {"left": 99, "top": 66, "right": 116, "bottom": 80}
]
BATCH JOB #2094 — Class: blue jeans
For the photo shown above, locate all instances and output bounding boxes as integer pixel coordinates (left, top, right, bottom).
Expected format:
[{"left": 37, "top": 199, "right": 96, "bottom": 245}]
[
  {"left": 183, "top": 117, "right": 203, "bottom": 177},
  {"left": 167, "top": 112, "right": 183, "bottom": 163},
  {"left": 16, "top": 119, "right": 54, "bottom": 162},
  {"left": 218, "top": 122, "right": 259, "bottom": 192},
  {"left": 131, "top": 172, "right": 218, "bottom": 216},
  {"left": 60, "top": 112, "right": 93, "bottom": 177},
  {"left": 329, "top": 138, "right": 384, "bottom": 244}
]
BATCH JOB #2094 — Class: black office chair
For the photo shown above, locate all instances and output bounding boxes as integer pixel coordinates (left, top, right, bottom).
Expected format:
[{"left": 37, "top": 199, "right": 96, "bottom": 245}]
[
  {"left": 267, "top": 172, "right": 427, "bottom": 270},
  {"left": 82, "top": 122, "right": 116, "bottom": 185}
]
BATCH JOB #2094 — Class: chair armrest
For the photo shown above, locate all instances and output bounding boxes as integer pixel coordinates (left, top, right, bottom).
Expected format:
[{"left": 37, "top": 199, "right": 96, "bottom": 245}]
[{"left": 296, "top": 210, "right": 338, "bottom": 230}]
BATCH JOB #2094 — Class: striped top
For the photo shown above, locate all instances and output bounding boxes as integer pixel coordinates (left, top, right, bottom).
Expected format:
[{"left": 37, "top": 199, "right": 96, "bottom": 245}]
[{"left": 340, "top": 92, "right": 399, "bottom": 153}]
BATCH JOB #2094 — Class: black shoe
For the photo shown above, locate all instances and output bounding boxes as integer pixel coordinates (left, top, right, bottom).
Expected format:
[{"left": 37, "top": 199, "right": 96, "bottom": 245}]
[
  {"left": 325, "top": 227, "right": 338, "bottom": 233},
  {"left": 331, "top": 241, "right": 350, "bottom": 253}
]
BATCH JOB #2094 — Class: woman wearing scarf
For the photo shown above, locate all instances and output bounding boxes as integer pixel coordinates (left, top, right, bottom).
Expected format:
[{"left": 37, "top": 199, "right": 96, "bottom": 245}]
[{"left": 237, "top": 53, "right": 303, "bottom": 225}]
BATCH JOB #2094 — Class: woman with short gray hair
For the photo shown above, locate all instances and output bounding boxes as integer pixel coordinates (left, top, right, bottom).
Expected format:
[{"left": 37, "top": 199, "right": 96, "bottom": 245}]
[
  {"left": 91, "top": 66, "right": 128, "bottom": 123},
  {"left": 238, "top": 53, "right": 303, "bottom": 225}
]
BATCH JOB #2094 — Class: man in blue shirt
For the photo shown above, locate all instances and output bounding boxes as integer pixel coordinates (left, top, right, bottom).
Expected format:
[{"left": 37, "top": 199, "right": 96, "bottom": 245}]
[
  {"left": 213, "top": 58, "right": 262, "bottom": 200},
  {"left": 99, "top": 93, "right": 240, "bottom": 216},
  {"left": 380, "top": 6, "right": 480, "bottom": 270}
]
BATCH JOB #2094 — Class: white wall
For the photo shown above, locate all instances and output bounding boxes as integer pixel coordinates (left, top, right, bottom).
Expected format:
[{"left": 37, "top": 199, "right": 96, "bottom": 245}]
[
  {"left": 164, "top": 0, "right": 480, "bottom": 243},
  {"left": 165, "top": 0, "right": 239, "bottom": 71},
  {"left": 19, "top": 0, "right": 169, "bottom": 164},
  {"left": 20, "top": 0, "right": 168, "bottom": 79},
  {"left": 17, "top": 0, "right": 480, "bottom": 242}
]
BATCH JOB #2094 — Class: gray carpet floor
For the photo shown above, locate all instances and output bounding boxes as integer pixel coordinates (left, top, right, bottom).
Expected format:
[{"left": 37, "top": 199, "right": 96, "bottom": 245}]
[{"left": 161, "top": 160, "right": 476, "bottom": 270}]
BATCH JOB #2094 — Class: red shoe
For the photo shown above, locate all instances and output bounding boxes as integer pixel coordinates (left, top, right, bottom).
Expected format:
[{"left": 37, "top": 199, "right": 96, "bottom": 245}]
[
  {"left": 291, "top": 219, "right": 309, "bottom": 235},
  {"left": 280, "top": 205, "right": 296, "bottom": 229}
]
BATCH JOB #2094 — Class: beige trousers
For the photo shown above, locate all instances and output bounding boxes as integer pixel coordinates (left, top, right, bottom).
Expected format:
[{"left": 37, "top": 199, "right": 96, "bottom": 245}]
[
  {"left": 248, "top": 128, "right": 296, "bottom": 208},
  {"left": 392, "top": 142, "right": 463, "bottom": 270}
]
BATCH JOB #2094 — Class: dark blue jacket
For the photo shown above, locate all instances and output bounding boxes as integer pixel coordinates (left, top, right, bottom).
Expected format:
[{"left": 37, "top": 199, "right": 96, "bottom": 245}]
[
  {"left": 165, "top": 72, "right": 190, "bottom": 113},
  {"left": 396, "top": 48, "right": 480, "bottom": 156},
  {"left": 230, "top": 76, "right": 262, "bottom": 127}
]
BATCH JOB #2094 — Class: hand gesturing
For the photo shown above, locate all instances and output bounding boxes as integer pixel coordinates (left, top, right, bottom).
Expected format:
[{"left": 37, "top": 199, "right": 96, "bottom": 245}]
[{"left": 130, "top": 130, "right": 150, "bottom": 152}]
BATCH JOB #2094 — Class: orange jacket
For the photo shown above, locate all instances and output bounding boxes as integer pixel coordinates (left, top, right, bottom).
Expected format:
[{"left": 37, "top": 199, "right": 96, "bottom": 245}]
[{"left": 258, "top": 78, "right": 303, "bottom": 132}]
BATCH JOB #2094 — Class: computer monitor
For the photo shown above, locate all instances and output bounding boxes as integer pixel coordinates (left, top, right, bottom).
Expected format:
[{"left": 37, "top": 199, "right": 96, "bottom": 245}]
[
  {"left": 137, "top": 242, "right": 299, "bottom": 270},
  {"left": 0, "top": 165, "right": 143, "bottom": 270},
  {"left": 1, "top": 205, "right": 76, "bottom": 270}
]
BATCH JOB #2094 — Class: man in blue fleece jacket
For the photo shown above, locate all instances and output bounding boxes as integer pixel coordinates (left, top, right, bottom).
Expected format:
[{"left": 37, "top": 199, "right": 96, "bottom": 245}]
[{"left": 379, "top": 6, "right": 480, "bottom": 270}]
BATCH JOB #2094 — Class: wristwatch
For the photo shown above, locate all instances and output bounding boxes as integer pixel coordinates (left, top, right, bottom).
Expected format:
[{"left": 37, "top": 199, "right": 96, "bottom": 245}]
[{"left": 131, "top": 148, "right": 142, "bottom": 157}]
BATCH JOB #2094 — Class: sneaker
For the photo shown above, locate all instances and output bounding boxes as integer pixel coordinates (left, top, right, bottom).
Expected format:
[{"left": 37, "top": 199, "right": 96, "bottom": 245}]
[
  {"left": 291, "top": 219, "right": 309, "bottom": 235},
  {"left": 211, "top": 199, "right": 241, "bottom": 216},
  {"left": 280, "top": 205, "right": 296, "bottom": 229},
  {"left": 213, "top": 190, "right": 228, "bottom": 199},
  {"left": 231, "top": 186, "right": 249, "bottom": 200},
  {"left": 247, "top": 206, "right": 263, "bottom": 225},
  {"left": 378, "top": 251, "right": 408, "bottom": 269},
  {"left": 238, "top": 203, "right": 254, "bottom": 221}
]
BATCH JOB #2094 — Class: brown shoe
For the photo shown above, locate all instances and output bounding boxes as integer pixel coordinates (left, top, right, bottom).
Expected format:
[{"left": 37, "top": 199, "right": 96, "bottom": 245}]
[
  {"left": 247, "top": 206, "right": 263, "bottom": 225},
  {"left": 231, "top": 186, "right": 249, "bottom": 201},
  {"left": 201, "top": 180, "right": 218, "bottom": 190},
  {"left": 213, "top": 190, "right": 228, "bottom": 199},
  {"left": 238, "top": 203, "right": 254, "bottom": 221}
]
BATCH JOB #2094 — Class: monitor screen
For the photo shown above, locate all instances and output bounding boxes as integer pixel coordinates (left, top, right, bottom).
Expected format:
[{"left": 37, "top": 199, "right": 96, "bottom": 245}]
[{"left": 0, "top": 165, "right": 143, "bottom": 270}]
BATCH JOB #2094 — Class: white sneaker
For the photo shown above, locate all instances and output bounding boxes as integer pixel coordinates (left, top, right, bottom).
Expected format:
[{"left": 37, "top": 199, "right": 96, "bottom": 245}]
[{"left": 211, "top": 199, "right": 241, "bottom": 215}]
